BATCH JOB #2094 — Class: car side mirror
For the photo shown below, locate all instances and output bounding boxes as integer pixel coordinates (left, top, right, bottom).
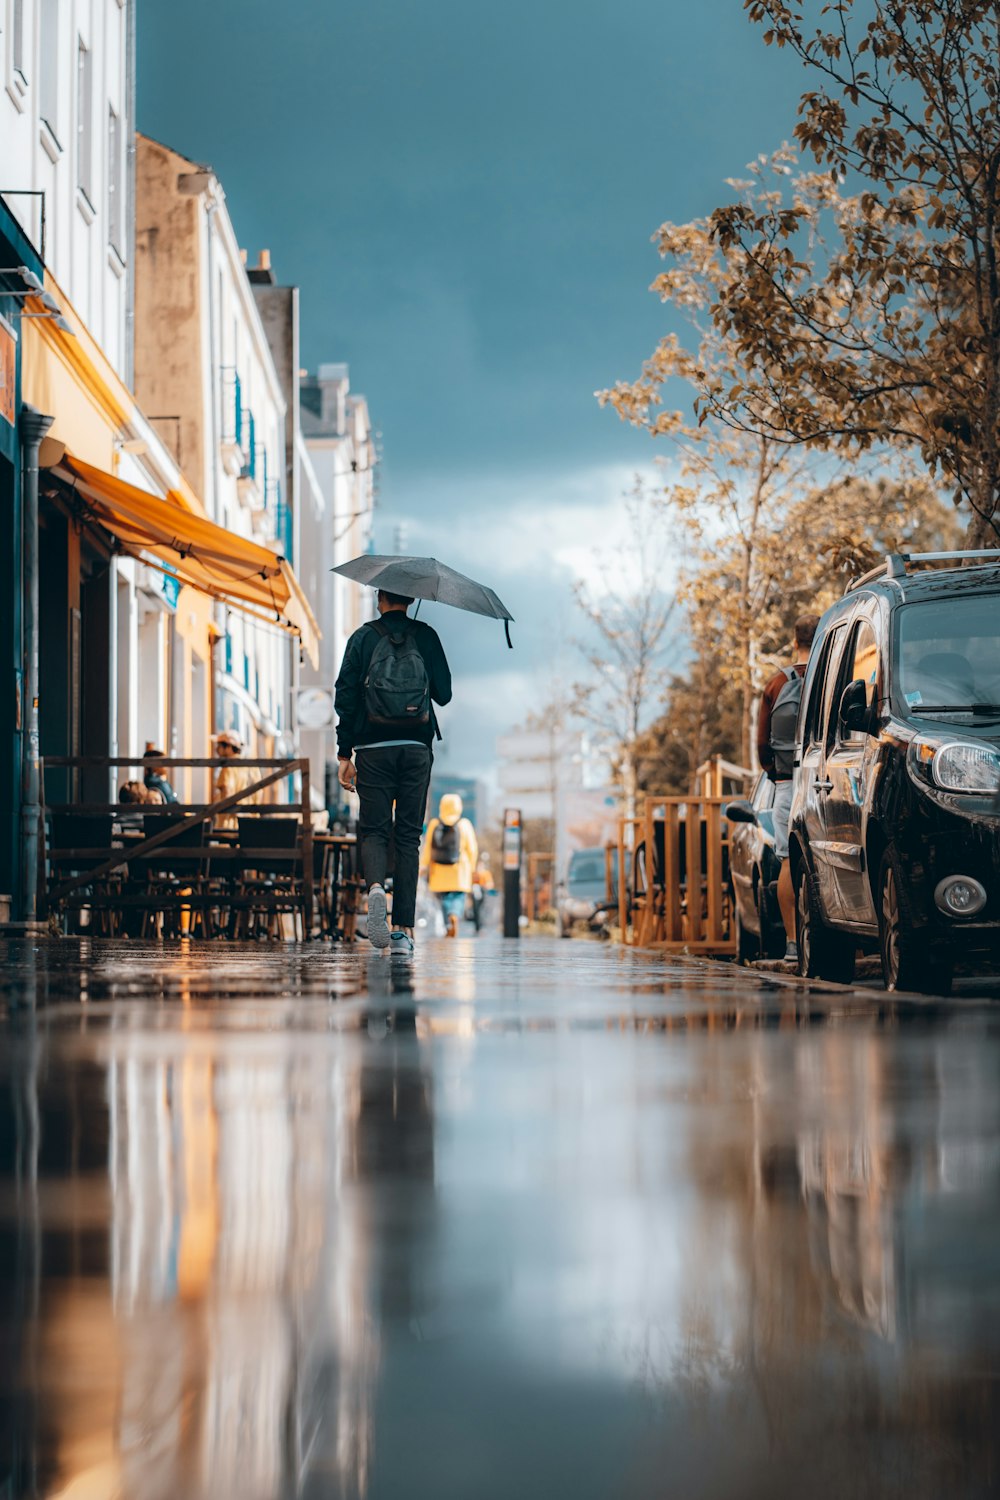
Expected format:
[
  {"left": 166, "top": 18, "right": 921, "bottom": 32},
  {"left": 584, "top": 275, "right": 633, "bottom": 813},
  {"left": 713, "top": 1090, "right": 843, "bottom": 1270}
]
[
  {"left": 724, "top": 800, "right": 757, "bottom": 826},
  {"left": 839, "top": 678, "right": 874, "bottom": 736}
]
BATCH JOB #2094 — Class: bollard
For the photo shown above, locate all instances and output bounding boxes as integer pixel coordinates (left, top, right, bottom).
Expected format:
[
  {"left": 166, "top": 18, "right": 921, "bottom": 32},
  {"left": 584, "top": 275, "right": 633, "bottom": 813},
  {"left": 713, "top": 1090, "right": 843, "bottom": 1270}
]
[{"left": 502, "top": 807, "right": 522, "bottom": 939}]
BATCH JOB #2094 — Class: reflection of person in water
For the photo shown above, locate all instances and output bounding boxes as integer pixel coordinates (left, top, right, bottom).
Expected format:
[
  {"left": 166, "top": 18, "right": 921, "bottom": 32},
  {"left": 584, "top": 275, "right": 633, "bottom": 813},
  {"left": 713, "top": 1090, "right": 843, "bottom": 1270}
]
[{"left": 353, "top": 963, "right": 435, "bottom": 1329}]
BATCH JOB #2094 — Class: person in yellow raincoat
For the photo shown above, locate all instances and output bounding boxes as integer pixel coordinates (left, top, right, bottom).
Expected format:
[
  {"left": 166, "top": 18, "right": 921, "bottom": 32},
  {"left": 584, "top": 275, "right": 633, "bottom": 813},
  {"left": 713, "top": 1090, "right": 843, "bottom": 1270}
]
[{"left": 420, "top": 793, "right": 478, "bottom": 937}]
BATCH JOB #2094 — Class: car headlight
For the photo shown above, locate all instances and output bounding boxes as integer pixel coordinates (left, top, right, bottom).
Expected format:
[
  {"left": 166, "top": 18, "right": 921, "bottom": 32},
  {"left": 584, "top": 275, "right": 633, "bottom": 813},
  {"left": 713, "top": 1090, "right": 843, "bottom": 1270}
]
[{"left": 931, "top": 742, "right": 1000, "bottom": 793}]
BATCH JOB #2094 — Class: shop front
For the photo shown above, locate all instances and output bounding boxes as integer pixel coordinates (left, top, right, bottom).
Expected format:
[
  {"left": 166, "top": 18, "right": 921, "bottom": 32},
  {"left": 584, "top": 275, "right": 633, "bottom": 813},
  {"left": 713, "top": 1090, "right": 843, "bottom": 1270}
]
[
  {"left": 8, "top": 269, "right": 318, "bottom": 919},
  {"left": 0, "top": 204, "right": 45, "bottom": 919}
]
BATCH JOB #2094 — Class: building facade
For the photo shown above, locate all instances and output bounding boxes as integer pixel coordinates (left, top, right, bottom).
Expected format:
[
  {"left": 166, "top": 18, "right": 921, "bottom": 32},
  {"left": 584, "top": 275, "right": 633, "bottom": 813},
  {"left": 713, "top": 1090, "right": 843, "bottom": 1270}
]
[
  {"left": 134, "top": 135, "right": 296, "bottom": 783},
  {"left": 1, "top": 0, "right": 214, "bottom": 872},
  {"left": 0, "top": 12, "right": 323, "bottom": 915},
  {"left": 495, "top": 725, "right": 618, "bottom": 871},
  {"left": 298, "top": 363, "right": 376, "bottom": 814}
]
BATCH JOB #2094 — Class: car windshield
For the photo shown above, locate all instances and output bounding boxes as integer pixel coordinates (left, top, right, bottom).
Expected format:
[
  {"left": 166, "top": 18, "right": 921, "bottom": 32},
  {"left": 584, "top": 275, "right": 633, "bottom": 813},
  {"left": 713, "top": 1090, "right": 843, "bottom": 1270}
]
[
  {"left": 897, "top": 595, "right": 1000, "bottom": 718},
  {"left": 568, "top": 855, "right": 604, "bottom": 885}
]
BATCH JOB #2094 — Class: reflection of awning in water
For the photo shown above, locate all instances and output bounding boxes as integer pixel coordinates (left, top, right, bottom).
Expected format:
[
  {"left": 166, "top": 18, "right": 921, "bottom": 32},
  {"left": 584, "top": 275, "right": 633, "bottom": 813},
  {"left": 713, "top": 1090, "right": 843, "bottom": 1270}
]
[{"left": 50, "top": 453, "right": 320, "bottom": 666}]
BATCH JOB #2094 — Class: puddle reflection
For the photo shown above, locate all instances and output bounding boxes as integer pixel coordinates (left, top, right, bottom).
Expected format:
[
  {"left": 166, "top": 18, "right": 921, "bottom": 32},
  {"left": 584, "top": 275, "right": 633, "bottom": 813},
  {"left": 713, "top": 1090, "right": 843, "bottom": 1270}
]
[{"left": 0, "top": 944, "right": 999, "bottom": 1498}]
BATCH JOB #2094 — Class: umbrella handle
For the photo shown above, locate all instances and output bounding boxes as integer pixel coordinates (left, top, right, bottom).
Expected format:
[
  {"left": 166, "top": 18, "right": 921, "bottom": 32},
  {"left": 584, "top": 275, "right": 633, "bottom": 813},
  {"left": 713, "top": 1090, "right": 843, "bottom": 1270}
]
[{"left": 505, "top": 619, "right": 513, "bottom": 649}]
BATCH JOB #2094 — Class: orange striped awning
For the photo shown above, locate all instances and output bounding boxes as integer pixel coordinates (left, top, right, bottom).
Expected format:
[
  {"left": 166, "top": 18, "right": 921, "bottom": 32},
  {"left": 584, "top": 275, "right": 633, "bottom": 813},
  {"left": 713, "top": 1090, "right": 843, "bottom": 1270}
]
[{"left": 51, "top": 453, "right": 320, "bottom": 666}]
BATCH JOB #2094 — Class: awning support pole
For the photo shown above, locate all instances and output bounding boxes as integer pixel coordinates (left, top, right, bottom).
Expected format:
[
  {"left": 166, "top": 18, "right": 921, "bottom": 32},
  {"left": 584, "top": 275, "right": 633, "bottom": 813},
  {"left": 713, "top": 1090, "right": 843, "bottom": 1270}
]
[{"left": 19, "top": 406, "right": 55, "bottom": 922}]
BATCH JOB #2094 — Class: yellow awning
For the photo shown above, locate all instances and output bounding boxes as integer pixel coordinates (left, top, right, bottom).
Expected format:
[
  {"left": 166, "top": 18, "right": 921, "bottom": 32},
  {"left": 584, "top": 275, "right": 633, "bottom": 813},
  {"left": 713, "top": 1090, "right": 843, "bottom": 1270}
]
[{"left": 50, "top": 454, "right": 320, "bottom": 666}]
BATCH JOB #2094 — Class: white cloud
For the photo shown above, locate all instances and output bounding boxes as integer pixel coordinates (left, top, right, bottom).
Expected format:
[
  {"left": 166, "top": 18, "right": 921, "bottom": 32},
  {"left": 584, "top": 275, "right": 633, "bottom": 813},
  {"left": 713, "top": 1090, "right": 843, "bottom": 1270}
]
[{"left": 371, "top": 462, "right": 684, "bottom": 777}]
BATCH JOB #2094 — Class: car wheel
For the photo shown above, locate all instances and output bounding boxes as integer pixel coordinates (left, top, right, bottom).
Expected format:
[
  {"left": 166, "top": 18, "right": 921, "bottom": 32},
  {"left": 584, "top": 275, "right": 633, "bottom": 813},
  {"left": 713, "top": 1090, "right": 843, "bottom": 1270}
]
[
  {"left": 734, "top": 893, "right": 759, "bottom": 965},
  {"left": 877, "top": 848, "right": 953, "bottom": 995},
  {"left": 795, "top": 863, "right": 857, "bottom": 984}
]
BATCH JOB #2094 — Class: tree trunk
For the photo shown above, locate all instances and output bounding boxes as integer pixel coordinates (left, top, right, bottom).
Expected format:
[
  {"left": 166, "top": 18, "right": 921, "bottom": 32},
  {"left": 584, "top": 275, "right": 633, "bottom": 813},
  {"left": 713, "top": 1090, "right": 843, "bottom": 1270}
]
[
  {"left": 964, "top": 487, "right": 1000, "bottom": 548},
  {"left": 621, "top": 748, "right": 637, "bottom": 823},
  {"left": 741, "top": 681, "right": 753, "bottom": 772}
]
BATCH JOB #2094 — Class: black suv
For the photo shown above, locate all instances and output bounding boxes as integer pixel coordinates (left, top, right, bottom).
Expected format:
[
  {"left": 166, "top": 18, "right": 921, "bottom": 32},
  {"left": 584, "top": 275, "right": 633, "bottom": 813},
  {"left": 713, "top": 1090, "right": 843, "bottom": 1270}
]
[{"left": 788, "top": 552, "right": 1000, "bottom": 993}]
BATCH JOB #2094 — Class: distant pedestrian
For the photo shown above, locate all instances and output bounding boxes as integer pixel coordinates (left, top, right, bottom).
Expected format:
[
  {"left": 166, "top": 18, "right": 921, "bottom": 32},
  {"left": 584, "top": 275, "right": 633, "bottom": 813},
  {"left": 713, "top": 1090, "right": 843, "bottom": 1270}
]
[
  {"left": 757, "top": 613, "right": 819, "bottom": 963},
  {"left": 421, "top": 793, "right": 479, "bottom": 938},
  {"left": 142, "top": 744, "right": 177, "bottom": 804},
  {"left": 470, "top": 853, "right": 495, "bottom": 931},
  {"left": 335, "top": 589, "right": 452, "bottom": 954}
]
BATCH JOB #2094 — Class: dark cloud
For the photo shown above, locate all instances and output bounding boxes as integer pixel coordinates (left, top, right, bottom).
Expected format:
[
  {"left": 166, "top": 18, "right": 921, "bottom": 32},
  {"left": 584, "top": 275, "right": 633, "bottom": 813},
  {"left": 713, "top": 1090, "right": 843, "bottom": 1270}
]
[{"left": 139, "top": 0, "right": 805, "bottom": 772}]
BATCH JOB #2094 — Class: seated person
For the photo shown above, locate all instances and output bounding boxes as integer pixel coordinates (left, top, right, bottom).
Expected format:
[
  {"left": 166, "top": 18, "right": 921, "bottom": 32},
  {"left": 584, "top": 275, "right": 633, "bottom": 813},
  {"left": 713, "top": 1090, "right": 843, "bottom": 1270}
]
[
  {"left": 142, "top": 744, "right": 178, "bottom": 803},
  {"left": 118, "top": 779, "right": 164, "bottom": 829}
]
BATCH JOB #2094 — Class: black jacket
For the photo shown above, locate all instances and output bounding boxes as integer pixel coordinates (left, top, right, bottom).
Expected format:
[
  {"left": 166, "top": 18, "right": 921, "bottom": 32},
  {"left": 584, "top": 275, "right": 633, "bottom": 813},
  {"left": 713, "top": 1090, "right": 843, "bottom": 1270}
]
[{"left": 334, "top": 615, "right": 452, "bottom": 757}]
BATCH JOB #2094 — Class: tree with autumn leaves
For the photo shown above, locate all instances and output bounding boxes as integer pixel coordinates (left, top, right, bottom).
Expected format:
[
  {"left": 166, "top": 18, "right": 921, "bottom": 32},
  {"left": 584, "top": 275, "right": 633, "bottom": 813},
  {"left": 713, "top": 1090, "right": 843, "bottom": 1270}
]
[
  {"left": 711, "top": 0, "right": 1000, "bottom": 546},
  {"left": 630, "top": 473, "right": 959, "bottom": 792},
  {"left": 596, "top": 0, "right": 987, "bottom": 785}
]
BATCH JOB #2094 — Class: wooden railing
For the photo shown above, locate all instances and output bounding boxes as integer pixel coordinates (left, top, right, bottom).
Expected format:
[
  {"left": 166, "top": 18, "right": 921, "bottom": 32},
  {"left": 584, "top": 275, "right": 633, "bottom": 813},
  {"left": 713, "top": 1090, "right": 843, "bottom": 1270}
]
[
  {"left": 525, "top": 851, "right": 555, "bottom": 921},
  {"left": 40, "top": 757, "right": 314, "bottom": 935},
  {"left": 611, "top": 793, "right": 741, "bottom": 953}
]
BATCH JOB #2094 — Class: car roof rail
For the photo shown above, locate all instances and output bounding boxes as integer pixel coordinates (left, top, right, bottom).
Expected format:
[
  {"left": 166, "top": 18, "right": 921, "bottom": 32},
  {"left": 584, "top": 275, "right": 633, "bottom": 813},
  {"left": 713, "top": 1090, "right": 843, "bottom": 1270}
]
[
  {"left": 844, "top": 548, "right": 1000, "bottom": 594},
  {"left": 844, "top": 554, "right": 906, "bottom": 593},
  {"left": 897, "top": 548, "right": 1000, "bottom": 566}
]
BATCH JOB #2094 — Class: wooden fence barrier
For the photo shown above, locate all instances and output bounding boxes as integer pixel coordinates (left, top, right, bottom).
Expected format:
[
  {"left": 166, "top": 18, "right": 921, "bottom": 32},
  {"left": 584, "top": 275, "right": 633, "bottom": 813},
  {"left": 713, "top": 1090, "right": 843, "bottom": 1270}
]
[
  {"left": 525, "top": 851, "right": 555, "bottom": 921},
  {"left": 610, "top": 794, "right": 737, "bottom": 954}
]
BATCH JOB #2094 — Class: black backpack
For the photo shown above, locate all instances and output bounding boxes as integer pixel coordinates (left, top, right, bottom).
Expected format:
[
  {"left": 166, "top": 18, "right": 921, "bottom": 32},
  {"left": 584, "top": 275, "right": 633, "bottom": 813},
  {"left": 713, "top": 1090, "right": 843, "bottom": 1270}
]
[
  {"left": 431, "top": 821, "right": 461, "bottom": 865},
  {"left": 364, "top": 619, "right": 431, "bottom": 729}
]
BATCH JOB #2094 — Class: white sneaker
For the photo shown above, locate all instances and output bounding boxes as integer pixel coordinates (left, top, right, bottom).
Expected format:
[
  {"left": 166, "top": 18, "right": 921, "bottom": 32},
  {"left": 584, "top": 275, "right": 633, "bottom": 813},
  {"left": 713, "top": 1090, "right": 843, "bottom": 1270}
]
[
  {"left": 390, "top": 930, "right": 414, "bottom": 956},
  {"left": 367, "top": 885, "right": 390, "bottom": 949}
]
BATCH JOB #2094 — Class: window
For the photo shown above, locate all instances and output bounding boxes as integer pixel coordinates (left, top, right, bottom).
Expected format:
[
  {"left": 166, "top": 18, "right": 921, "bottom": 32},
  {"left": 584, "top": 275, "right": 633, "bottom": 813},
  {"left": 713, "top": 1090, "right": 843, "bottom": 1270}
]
[
  {"left": 838, "top": 618, "right": 880, "bottom": 743},
  {"left": 896, "top": 593, "right": 1000, "bottom": 716},
  {"left": 39, "top": 0, "right": 60, "bottom": 141},
  {"left": 76, "top": 38, "right": 93, "bottom": 204},
  {"left": 751, "top": 771, "right": 775, "bottom": 812},
  {"left": 802, "top": 623, "right": 847, "bottom": 748},
  {"left": 848, "top": 621, "right": 879, "bottom": 706},
  {"left": 12, "top": 0, "right": 25, "bottom": 79},
  {"left": 108, "top": 106, "right": 123, "bottom": 255}
]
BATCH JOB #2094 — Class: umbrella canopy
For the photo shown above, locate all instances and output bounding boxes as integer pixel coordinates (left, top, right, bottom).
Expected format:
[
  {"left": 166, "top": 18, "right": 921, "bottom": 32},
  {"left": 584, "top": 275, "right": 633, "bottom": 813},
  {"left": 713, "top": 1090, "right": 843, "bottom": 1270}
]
[{"left": 332, "top": 554, "right": 514, "bottom": 645}]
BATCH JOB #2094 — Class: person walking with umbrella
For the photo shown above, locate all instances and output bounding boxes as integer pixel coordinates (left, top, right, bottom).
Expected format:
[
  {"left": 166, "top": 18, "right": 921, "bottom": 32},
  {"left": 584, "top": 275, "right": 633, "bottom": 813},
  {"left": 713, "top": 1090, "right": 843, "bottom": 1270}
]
[
  {"left": 335, "top": 588, "right": 452, "bottom": 954},
  {"left": 332, "top": 553, "right": 513, "bottom": 953}
]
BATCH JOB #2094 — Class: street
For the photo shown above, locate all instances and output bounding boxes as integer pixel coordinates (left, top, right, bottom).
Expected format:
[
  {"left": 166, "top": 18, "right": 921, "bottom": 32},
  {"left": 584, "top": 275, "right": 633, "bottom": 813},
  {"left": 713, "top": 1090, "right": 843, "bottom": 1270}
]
[{"left": 2, "top": 934, "right": 1000, "bottom": 1499}]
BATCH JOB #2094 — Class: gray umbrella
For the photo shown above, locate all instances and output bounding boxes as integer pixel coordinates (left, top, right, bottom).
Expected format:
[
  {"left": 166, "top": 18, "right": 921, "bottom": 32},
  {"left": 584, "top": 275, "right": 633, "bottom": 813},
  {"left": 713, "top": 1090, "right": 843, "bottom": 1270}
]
[{"left": 332, "top": 554, "right": 515, "bottom": 646}]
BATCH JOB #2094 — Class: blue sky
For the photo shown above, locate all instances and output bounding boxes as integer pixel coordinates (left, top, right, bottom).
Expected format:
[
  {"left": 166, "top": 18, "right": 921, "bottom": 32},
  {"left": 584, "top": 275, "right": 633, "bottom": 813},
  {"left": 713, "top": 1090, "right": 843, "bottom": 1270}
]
[{"left": 139, "top": 0, "right": 808, "bottom": 777}]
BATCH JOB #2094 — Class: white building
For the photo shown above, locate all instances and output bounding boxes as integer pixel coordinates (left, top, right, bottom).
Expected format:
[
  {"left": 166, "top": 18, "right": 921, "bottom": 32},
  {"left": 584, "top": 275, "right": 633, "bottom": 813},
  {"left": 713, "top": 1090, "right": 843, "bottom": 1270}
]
[
  {"left": 2, "top": 0, "right": 135, "bottom": 378},
  {"left": 495, "top": 725, "right": 618, "bottom": 869},
  {"left": 134, "top": 135, "right": 298, "bottom": 773},
  {"left": 298, "top": 363, "right": 376, "bottom": 809},
  {"left": 1, "top": 0, "right": 231, "bottom": 802}
]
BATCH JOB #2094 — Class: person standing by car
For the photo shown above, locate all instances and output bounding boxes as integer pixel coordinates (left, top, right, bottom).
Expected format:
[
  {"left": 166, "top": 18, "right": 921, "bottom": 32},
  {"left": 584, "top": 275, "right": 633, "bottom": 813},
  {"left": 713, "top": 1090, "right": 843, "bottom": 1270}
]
[
  {"left": 421, "top": 794, "right": 478, "bottom": 937},
  {"left": 757, "top": 614, "right": 819, "bottom": 962},
  {"left": 335, "top": 590, "right": 452, "bottom": 954}
]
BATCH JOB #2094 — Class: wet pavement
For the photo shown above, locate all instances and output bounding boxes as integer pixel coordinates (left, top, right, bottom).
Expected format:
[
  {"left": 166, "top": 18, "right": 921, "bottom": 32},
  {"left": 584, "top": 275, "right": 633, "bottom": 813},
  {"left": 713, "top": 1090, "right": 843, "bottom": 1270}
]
[{"left": 2, "top": 934, "right": 1000, "bottom": 1499}]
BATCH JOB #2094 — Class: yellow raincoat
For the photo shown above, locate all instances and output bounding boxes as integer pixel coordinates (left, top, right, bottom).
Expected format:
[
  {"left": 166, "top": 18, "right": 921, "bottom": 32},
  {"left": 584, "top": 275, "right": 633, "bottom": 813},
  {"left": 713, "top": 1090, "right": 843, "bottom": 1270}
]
[{"left": 421, "top": 795, "right": 478, "bottom": 894}]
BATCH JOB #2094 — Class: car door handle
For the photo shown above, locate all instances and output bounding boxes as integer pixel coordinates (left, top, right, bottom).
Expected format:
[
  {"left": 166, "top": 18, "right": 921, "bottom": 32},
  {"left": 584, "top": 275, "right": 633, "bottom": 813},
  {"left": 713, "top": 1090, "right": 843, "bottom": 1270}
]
[{"left": 814, "top": 778, "right": 833, "bottom": 793}]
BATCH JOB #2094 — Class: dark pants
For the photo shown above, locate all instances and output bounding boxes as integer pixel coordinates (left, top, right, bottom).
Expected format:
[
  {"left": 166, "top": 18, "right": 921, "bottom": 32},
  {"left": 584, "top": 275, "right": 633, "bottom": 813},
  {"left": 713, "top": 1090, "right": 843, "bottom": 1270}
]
[{"left": 356, "top": 744, "right": 432, "bottom": 928}]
